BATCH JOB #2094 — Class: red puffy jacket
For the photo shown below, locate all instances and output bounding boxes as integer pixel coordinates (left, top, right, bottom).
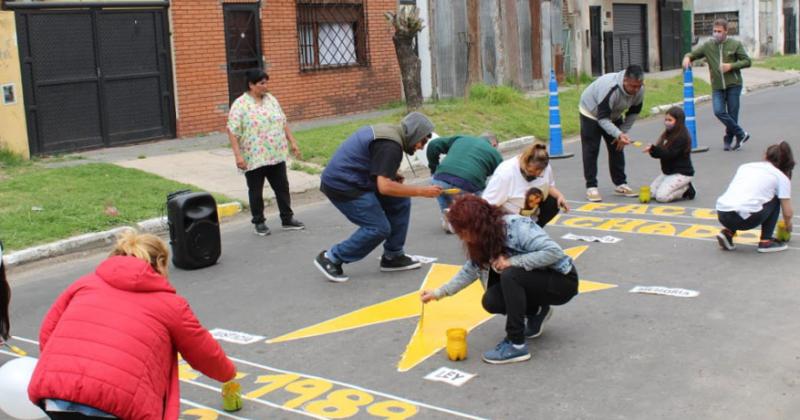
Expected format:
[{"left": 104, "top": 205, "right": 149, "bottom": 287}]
[{"left": 28, "top": 256, "right": 236, "bottom": 419}]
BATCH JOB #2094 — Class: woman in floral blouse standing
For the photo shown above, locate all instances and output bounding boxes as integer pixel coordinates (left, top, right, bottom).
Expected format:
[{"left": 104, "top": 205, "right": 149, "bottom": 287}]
[{"left": 227, "top": 69, "right": 305, "bottom": 236}]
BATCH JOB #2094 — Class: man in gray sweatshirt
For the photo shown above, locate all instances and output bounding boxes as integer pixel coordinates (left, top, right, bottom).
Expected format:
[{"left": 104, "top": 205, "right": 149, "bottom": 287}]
[{"left": 579, "top": 65, "right": 645, "bottom": 202}]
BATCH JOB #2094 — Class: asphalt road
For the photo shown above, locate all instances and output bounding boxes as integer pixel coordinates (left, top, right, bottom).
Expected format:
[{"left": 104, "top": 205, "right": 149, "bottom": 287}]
[{"left": 4, "top": 84, "right": 800, "bottom": 420}]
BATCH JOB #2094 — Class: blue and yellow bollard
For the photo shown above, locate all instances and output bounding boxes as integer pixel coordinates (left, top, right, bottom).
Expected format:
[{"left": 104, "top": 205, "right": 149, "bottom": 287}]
[
  {"left": 684, "top": 67, "right": 709, "bottom": 153},
  {"left": 548, "top": 69, "right": 574, "bottom": 159}
]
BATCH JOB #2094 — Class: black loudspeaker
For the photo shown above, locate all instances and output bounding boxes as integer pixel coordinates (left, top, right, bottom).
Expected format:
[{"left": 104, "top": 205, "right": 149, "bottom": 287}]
[{"left": 167, "top": 191, "right": 221, "bottom": 269}]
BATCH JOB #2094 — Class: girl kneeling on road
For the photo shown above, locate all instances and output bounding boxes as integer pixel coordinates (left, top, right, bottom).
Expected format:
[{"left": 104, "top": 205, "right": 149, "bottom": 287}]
[
  {"left": 420, "top": 195, "right": 579, "bottom": 364},
  {"left": 642, "top": 106, "right": 696, "bottom": 202},
  {"left": 715, "top": 141, "right": 794, "bottom": 253},
  {"left": 28, "top": 231, "right": 236, "bottom": 419}
]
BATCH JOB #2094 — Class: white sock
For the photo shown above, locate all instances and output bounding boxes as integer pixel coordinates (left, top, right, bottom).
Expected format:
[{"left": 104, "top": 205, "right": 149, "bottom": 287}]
[{"left": 512, "top": 343, "right": 525, "bottom": 350}]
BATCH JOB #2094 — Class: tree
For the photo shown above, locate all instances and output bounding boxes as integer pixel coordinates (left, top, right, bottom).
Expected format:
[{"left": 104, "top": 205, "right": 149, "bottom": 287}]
[{"left": 385, "top": 6, "right": 424, "bottom": 110}]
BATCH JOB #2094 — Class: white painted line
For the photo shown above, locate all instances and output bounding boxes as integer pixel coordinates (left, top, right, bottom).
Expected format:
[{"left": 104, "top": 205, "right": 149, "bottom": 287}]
[
  {"left": 180, "top": 399, "right": 252, "bottom": 420},
  {"left": 181, "top": 378, "right": 326, "bottom": 419},
  {"left": 0, "top": 349, "right": 22, "bottom": 358},
  {"left": 11, "top": 335, "right": 39, "bottom": 345},
  {"left": 228, "top": 356, "right": 490, "bottom": 420}
]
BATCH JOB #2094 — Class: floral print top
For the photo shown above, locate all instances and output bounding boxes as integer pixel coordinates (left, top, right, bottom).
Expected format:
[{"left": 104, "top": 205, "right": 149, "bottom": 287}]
[{"left": 227, "top": 92, "right": 289, "bottom": 171}]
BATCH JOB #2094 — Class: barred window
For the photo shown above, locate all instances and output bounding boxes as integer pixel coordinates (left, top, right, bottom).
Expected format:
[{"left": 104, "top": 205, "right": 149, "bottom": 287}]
[
  {"left": 297, "top": 0, "right": 368, "bottom": 71},
  {"left": 694, "top": 12, "right": 739, "bottom": 36}
]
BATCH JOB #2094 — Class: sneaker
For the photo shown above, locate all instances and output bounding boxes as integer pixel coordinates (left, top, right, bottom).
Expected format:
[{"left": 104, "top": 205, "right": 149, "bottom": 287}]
[
  {"left": 682, "top": 183, "right": 696, "bottom": 200},
  {"left": 732, "top": 132, "right": 750, "bottom": 151},
  {"left": 524, "top": 305, "right": 553, "bottom": 339},
  {"left": 282, "top": 218, "right": 305, "bottom": 231},
  {"left": 314, "top": 251, "right": 348, "bottom": 282},
  {"left": 757, "top": 238, "right": 788, "bottom": 253},
  {"left": 716, "top": 229, "right": 736, "bottom": 251},
  {"left": 441, "top": 217, "right": 453, "bottom": 234},
  {"left": 723, "top": 136, "right": 733, "bottom": 151},
  {"left": 254, "top": 222, "right": 271, "bottom": 236},
  {"left": 481, "top": 338, "right": 531, "bottom": 364},
  {"left": 614, "top": 184, "right": 639, "bottom": 197},
  {"left": 380, "top": 254, "right": 421, "bottom": 272},
  {"left": 586, "top": 187, "right": 602, "bottom": 202}
]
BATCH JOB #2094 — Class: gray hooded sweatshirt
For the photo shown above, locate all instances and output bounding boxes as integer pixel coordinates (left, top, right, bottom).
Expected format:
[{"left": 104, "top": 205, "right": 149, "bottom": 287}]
[{"left": 579, "top": 70, "right": 644, "bottom": 139}]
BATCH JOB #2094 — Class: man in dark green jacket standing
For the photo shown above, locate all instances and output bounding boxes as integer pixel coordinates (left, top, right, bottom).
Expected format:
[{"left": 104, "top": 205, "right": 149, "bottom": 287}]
[
  {"left": 427, "top": 133, "right": 503, "bottom": 232},
  {"left": 683, "top": 18, "right": 752, "bottom": 151}
]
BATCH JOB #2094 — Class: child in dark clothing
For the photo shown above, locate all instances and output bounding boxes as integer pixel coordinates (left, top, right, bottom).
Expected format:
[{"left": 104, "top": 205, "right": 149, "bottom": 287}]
[
  {"left": 643, "top": 106, "right": 696, "bottom": 202},
  {"left": 0, "top": 241, "right": 10, "bottom": 346},
  {"left": 520, "top": 187, "right": 543, "bottom": 221}
]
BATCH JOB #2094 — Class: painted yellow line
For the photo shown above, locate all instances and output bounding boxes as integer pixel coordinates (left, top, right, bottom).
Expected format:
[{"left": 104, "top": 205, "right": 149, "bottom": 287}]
[
  {"left": 217, "top": 202, "right": 242, "bottom": 220},
  {"left": 570, "top": 201, "right": 718, "bottom": 220},
  {"left": 550, "top": 214, "right": 762, "bottom": 244}
]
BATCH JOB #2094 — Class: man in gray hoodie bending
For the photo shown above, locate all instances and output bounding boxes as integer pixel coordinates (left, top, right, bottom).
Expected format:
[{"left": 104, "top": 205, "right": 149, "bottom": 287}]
[{"left": 579, "top": 64, "right": 645, "bottom": 202}]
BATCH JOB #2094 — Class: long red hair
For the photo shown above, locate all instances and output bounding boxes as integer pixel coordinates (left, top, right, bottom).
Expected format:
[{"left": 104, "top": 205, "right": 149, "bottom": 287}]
[{"left": 447, "top": 195, "right": 508, "bottom": 268}]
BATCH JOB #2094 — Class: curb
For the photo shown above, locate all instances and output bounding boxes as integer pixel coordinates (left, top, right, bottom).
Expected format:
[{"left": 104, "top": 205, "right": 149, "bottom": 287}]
[
  {"left": 6, "top": 202, "right": 242, "bottom": 270},
  {"left": 648, "top": 75, "right": 800, "bottom": 115}
]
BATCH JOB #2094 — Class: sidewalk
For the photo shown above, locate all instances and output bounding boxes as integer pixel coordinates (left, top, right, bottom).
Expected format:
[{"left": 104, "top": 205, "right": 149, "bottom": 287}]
[{"left": 8, "top": 66, "right": 800, "bottom": 268}]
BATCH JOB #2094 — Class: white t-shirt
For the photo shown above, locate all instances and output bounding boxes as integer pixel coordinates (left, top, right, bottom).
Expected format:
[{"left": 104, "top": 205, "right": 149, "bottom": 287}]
[
  {"left": 482, "top": 156, "right": 556, "bottom": 214},
  {"left": 716, "top": 161, "right": 791, "bottom": 218}
]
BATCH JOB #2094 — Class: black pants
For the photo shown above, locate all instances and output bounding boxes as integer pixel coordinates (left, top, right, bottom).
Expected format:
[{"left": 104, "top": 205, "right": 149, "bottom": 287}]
[
  {"left": 244, "top": 161, "right": 294, "bottom": 225},
  {"left": 718, "top": 197, "right": 781, "bottom": 240},
  {"left": 580, "top": 114, "right": 627, "bottom": 188},
  {"left": 537, "top": 195, "right": 559, "bottom": 227},
  {"left": 482, "top": 266, "right": 579, "bottom": 344}
]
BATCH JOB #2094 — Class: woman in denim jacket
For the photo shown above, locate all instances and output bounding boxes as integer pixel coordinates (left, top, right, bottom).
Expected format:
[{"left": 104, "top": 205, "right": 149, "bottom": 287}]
[{"left": 421, "top": 195, "right": 579, "bottom": 364}]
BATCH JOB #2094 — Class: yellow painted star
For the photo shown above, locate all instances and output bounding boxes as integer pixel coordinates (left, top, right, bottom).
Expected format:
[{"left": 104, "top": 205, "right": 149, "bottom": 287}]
[{"left": 267, "top": 246, "right": 616, "bottom": 371}]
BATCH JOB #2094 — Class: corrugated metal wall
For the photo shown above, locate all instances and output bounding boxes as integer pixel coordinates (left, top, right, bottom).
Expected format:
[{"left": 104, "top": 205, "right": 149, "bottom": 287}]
[{"left": 430, "top": 0, "right": 562, "bottom": 98}]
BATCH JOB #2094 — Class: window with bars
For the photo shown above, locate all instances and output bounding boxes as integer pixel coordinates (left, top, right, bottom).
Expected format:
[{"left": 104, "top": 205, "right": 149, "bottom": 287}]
[
  {"left": 694, "top": 11, "right": 739, "bottom": 36},
  {"left": 296, "top": 0, "right": 368, "bottom": 71}
]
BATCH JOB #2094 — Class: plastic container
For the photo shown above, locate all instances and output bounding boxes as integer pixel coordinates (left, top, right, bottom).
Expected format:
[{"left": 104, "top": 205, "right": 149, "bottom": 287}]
[
  {"left": 446, "top": 328, "right": 468, "bottom": 361},
  {"left": 221, "top": 381, "right": 242, "bottom": 412},
  {"left": 776, "top": 220, "right": 792, "bottom": 242},
  {"left": 639, "top": 186, "right": 651, "bottom": 204}
]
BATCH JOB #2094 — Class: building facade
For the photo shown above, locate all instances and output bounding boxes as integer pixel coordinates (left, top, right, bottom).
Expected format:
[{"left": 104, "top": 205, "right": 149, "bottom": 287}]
[{"left": 0, "top": 0, "right": 402, "bottom": 157}]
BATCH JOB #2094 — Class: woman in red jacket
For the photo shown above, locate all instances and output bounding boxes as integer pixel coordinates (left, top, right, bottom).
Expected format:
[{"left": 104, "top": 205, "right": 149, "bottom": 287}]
[{"left": 28, "top": 231, "right": 237, "bottom": 419}]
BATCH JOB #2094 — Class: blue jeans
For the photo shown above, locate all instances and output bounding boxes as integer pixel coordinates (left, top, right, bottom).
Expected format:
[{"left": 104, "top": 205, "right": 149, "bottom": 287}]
[
  {"left": 328, "top": 192, "right": 411, "bottom": 264},
  {"left": 712, "top": 85, "right": 745, "bottom": 146},
  {"left": 717, "top": 197, "right": 780, "bottom": 240},
  {"left": 431, "top": 179, "right": 481, "bottom": 213}
]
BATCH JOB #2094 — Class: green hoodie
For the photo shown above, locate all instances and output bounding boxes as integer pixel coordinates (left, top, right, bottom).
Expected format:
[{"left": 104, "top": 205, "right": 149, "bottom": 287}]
[{"left": 687, "top": 38, "right": 751, "bottom": 91}]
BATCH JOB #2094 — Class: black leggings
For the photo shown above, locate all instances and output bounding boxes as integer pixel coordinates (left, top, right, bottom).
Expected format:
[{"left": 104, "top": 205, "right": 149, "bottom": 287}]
[
  {"left": 717, "top": 196, "right": 781, "bottom": 240},
  {"left": 482, "top": 266, "right": 579, "bottom": 344}
]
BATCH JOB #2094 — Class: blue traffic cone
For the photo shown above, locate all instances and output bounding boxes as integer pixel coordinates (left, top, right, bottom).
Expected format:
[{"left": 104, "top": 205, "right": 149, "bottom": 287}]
[
  {"left": 684, "top": 67, "right": 709, "bottom": 153},
  {"left": 548, "top": 69, "right": 573, "bottom": 159}
]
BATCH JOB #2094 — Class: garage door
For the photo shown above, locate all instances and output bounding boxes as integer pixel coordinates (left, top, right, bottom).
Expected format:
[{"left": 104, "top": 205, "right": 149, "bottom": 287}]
[
  {"left": 16, "top": 8, "right": 175, "bottom": 155},
  {"left": 612, "top": 4, "right": 648, "bottom": 72}
]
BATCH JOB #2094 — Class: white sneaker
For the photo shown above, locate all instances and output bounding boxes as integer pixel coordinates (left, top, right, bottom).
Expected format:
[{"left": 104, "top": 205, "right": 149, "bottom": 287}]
[
  {"left": 614, "top": 184, "right": 638, "bottom": 197},
  {"left": 586, "top": 187, "right": 602, "bottom": 202}
]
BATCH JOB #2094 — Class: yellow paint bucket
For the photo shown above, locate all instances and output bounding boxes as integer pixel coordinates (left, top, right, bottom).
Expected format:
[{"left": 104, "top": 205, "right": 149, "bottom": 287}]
[
  {"left": 445, "top": 328, "right": 468, "bottom": 361},
  {"left": 776, "top": 220, "right": 792, "bottom": 242},
  {"left": 221, "top": 381, "right": 242, "bottom": 412},
  {"left": 639, "top": 186, "right": 651, "bottom": 204}
]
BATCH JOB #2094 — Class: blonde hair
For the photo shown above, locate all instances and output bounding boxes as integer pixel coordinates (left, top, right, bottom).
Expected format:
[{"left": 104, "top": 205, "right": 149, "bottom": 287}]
[
  {"left": 519, "top": 142, "right": 549, "bottom": 170},
  {"left": 110, "top": 230, "right": 170, "bottom": 277}
]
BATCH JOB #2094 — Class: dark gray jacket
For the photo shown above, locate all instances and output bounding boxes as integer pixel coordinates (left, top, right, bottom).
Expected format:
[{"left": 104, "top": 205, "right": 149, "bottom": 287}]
[{"left": 579, "top": 70, "right": 644, "bottom": 139}]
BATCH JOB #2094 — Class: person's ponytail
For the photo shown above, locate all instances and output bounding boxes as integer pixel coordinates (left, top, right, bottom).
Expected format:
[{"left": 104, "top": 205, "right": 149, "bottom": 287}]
[{"left": 765, "top": 141, "right": 795, "bottom": 179}]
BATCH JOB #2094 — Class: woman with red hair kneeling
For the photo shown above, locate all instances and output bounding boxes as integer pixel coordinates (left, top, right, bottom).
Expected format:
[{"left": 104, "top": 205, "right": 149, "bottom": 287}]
[{"left": 421, "top": 195, "right": 579, "bottom": 364}]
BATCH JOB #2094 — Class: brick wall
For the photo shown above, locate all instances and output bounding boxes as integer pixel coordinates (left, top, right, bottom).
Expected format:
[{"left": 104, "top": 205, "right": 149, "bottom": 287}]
[{"left": 171, "top": 0, "right": 402, "bottom": 137}]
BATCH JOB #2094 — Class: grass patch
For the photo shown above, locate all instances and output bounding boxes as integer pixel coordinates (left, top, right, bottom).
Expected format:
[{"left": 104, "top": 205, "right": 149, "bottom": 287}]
[
  {"left": 0, "top": 163, "right": 235, "bottom": 250},
  {"left": 293, "top": 76, "right": 711, "bottom": 165},
  {"left": 289, "top": 161, "right": 323, "bottom": 175},
  {"left": 754, "top": 54, "right": 800, "bottom": 71}
]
